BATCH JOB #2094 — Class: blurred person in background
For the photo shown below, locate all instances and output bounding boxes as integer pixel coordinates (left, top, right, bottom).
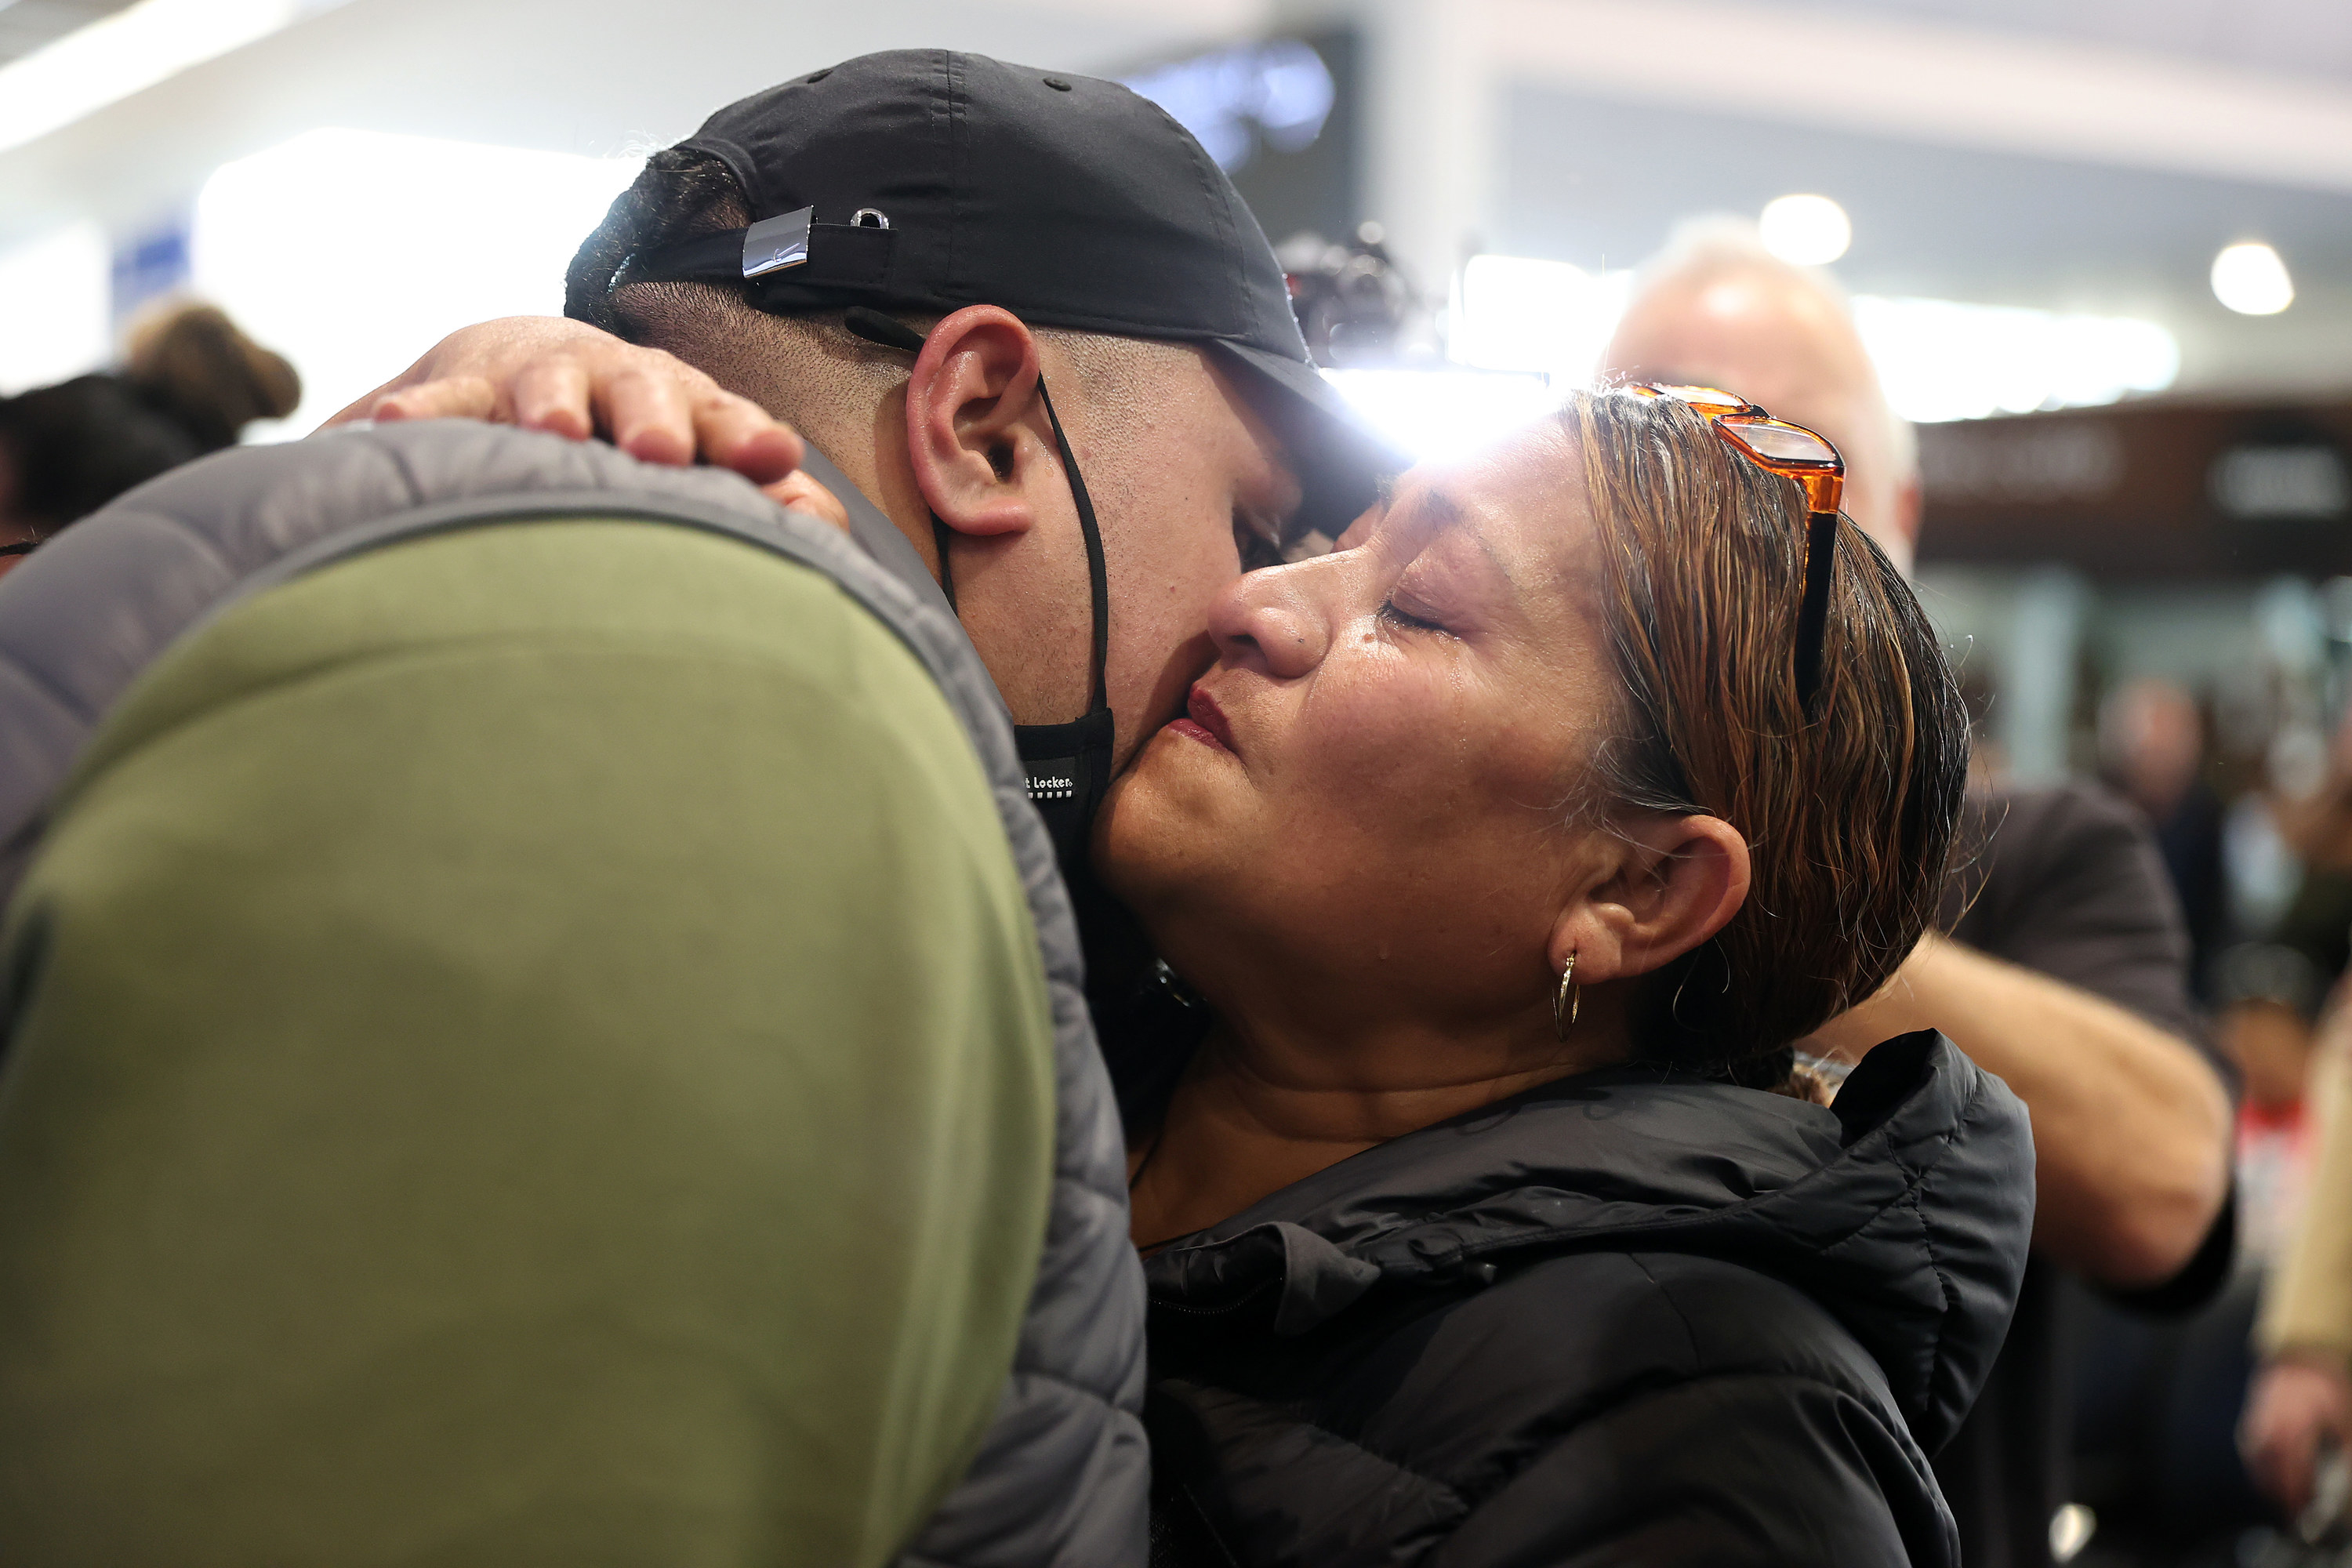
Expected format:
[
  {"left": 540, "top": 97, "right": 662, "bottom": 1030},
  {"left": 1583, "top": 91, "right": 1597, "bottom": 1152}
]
[
  {"left": 2212, "top": 944, "right": 2324, "bottom": 1262},
  {"left": 0, "top": 302, "right": 299, "bottom": 580},
  {"left": 2234, "top": 714, "right": 2352, "bottom": 1531},
  {"left": 2199, "top": 710, "right": 2352, "bottom": 1247},
  {"left": 2244, "top": 709, "right": 2352, "bottom": 1024},
  {"left": 1601, "top": 219, "right": 2234, "bottom": 1568},
  {"left": 2102, "top": 678, "right": 2230, "bottom": 997},
  {"left": 2242, "top": 1014, "right": 2352, "bottom": 1534}
]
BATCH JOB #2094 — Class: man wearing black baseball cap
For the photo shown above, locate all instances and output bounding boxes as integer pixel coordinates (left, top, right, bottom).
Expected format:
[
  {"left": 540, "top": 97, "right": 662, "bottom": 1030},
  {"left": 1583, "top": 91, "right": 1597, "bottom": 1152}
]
[
  {"left": 606, "top": 49, "right": 1385, "bottom": 529},
  {"left": 270, "top": 47, "right": 1382, "bottom": 1565},
  {"left": 358, "top": 50, "right": 1390, "bottom": 865}
]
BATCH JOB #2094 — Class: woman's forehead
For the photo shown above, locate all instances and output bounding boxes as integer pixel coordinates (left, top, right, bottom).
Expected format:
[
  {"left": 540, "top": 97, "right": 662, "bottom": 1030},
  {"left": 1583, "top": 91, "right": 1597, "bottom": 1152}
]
[{"left": 1385, "top": 421, "right": 1591, "bottom": 571}]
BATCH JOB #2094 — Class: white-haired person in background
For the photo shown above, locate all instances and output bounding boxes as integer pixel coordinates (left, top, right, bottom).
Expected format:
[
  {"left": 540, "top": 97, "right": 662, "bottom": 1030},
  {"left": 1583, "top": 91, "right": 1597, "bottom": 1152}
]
[{"left": 1600, "top": 220, "right": 2233, "bottom": 1568}]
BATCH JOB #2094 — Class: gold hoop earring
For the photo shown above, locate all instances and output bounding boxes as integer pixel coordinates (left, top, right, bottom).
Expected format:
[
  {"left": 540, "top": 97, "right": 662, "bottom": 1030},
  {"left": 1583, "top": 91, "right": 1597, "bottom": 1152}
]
[{"left": 1553, "top": 952, "right": 1580, "bottom": 1040}]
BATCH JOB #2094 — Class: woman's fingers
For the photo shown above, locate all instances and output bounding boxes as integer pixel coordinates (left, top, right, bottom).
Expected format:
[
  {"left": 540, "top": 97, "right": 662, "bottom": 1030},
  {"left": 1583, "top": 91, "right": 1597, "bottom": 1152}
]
[
  {"left": 325, "top": 380, "right": 397, "bottom": 426},
  {"left": 328, "top": 318, "right": 584, "bottom": 426},
  {"left": 318, "top": 317, "right": 810, "bottom": 485},
  {"left": 509, "top": 355, "right": 597, "bottom": 441},
  {"left": 368, "top": 376, "right": 503, "bottom": 425},
  {"left": 597, "top": 368, "right": 698, "bottom": 467},
  {"left": 694, "top": 392, "right": 804, "bottom": 485}
]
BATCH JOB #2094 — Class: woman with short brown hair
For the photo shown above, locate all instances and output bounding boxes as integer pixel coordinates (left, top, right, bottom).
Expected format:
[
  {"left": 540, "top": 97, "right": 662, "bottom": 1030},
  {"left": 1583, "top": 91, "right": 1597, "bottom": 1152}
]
[{"left": 1102, "top": 387, "right": 2031, "bottom": 1566}]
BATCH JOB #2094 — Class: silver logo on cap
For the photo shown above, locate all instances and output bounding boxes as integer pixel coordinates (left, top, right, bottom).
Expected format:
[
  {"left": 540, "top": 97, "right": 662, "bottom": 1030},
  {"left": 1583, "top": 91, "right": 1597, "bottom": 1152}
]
[{"left": 742, "top": 206, "right": 813, "bottom": 278}]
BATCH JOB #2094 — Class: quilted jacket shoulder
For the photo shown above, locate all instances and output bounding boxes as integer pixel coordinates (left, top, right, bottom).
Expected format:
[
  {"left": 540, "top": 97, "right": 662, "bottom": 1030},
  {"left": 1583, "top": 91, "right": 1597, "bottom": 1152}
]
[{"left": 0, "top": 420, "right": 1147, "bottom": 1568}]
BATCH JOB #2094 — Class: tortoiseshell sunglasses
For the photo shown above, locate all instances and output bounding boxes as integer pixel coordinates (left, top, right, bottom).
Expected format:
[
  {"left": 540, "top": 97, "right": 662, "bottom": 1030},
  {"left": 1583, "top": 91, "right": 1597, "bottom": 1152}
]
[{"left": 1626, "top": 383, "right": 1846, "bottom": 711}]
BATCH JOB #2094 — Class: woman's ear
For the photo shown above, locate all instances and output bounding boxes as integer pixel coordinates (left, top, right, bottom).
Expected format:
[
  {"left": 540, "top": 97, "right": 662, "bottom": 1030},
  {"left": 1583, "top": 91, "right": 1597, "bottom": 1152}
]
[
  {"left": 903, "top": 304, "right": 1051, "bottom": 539},
  {"left": 1548, "top": 815, "right": 1751, "bottom": 985}
]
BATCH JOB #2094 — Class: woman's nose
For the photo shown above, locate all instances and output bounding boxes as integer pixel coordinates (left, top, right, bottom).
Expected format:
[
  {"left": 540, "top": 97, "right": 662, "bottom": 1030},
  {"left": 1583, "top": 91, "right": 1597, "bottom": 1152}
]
[{"left": 1207, "top": 561, "right": 1330, "bottom": 680}]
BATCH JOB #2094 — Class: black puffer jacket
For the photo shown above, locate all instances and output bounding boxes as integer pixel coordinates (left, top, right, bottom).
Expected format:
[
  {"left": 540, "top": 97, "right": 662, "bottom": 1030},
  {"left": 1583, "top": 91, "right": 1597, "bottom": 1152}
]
[{"left": 1142, "top": 1033, "right": 2034, "bottom": 1567}]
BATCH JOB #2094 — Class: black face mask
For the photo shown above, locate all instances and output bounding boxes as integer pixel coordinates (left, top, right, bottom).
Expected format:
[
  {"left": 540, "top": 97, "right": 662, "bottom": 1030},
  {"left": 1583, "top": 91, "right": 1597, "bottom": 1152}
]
[
  {"left": 1007, "top": 397, "right": 1166, "bottom": 1044},
  {"left": 1011, "top": 379, "right": 1116, "bottom": 877},
  {"left": 840, "top": 308, "right": 1115, "bottom": 883}
]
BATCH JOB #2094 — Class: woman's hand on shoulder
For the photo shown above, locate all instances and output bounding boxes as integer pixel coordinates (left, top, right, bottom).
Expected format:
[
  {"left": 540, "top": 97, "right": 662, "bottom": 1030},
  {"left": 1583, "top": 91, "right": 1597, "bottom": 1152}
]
[{"left": 327, "top": 317, "right": 807, "bottom": 497}]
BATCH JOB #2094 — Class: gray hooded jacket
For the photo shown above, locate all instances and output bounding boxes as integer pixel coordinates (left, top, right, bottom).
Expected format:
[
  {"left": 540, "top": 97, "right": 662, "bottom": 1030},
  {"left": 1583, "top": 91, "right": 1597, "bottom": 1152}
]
[{"left": 0, "top": 419, "right": 1148, "bottom": 1567}]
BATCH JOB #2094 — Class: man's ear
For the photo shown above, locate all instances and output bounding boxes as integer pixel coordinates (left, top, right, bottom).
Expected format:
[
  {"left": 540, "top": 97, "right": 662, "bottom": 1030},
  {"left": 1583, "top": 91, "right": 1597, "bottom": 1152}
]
[
  {"left": 1548, "top": 815, "right": 1751, "bottom": 985},
  {"left": 903, "top": 304, "right": 1052, "bottom": 539}
]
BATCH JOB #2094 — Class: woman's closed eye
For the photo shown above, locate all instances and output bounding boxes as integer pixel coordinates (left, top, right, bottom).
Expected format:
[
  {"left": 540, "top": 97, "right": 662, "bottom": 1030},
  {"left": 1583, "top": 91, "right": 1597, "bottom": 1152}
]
[{"left": 1377, "top": 597, "right": 1453, "bottom": 636}]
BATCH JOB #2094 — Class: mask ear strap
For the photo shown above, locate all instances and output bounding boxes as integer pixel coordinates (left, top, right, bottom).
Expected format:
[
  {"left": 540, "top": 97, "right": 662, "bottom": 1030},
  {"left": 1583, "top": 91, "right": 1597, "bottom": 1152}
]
[{"left": 1034, "top": 379, "right": 1110, "bottom": 717}]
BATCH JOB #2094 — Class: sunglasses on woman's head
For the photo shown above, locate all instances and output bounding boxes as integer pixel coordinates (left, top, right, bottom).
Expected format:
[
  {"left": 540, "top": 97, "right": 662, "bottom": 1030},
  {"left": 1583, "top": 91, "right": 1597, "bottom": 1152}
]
[{"left": 1625, "top": 383, "right": 1845, "bottom": 712}]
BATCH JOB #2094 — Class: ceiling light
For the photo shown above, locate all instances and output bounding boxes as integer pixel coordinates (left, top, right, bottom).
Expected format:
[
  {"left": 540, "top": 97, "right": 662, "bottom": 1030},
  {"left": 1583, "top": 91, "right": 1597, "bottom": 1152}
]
[
  {"left": 1758, "top": 194, "right": 1852, "bottom": 267},
  {"left": 2211, "top": 241, "right": 2294, "bottom": 315},
  {"left": 0, "top": 0, "right": 323, "bottom": 158},
  {"left": 1851, "top": 296, "right": 2179, "bottom": 423}
]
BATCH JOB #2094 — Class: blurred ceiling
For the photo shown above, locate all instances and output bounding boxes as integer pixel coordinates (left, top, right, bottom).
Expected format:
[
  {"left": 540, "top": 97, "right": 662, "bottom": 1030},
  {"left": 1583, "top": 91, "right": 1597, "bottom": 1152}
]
[
  {"left": 0, "top": 0, "right": 2347, "bottom": 402},
  {"left": 1483, "top": 0, "right": 2352, "bottom": 197},
  {"left": 0, "top": 0, "right": 140, "bottom": 67},
  {"left": 1807, "top": 0, "right": 2352, "bottom": 86},
  {"left": 0, "top": 0, "right": 1236, "bottom": 244},
  {"left": 1461, "top": 0, "right": 2352, "bottom": 398},
  {"left": 1498, "top": 82, "right": 2352, "bottom": 397}
]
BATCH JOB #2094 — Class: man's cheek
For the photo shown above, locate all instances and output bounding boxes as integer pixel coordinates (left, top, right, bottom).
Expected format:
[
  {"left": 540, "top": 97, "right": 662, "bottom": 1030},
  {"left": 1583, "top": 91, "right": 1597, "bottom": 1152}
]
[{"left": 1107, "top": 622, "right": 1218, "bottom": 772}]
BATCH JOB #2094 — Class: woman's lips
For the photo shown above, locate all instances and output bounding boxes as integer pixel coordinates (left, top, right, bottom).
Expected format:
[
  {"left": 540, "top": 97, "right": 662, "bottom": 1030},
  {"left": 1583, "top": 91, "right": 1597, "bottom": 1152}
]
[
  {"left": 1171, "top": 685, "right": 1237, "bottom": 755},
  {"left": 1168, "top": 717, "right": 1225, "bottom": 751}
]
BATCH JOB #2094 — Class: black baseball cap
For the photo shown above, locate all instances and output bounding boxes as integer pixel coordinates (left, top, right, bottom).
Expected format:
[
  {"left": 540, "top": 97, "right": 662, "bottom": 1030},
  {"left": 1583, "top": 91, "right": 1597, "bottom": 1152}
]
[{"left": 611, "top": 48, "right": 1399, "bottom": 540}]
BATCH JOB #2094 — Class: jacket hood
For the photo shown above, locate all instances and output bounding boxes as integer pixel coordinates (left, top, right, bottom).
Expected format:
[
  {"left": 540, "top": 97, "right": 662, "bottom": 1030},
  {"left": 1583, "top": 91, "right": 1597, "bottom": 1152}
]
[{"left": 1142, "top": 1032, "right": 2033, "bottom": 1454}]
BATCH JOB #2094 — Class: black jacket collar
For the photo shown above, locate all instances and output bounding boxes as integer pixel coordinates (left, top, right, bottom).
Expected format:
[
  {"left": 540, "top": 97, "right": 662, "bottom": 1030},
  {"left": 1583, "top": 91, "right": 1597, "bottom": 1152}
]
[{"left": 1142, "top": 1032, "right": 2034, "bottom": 1455}]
